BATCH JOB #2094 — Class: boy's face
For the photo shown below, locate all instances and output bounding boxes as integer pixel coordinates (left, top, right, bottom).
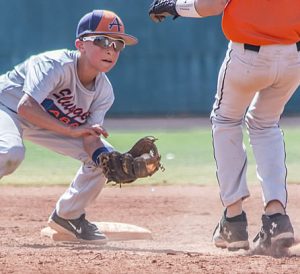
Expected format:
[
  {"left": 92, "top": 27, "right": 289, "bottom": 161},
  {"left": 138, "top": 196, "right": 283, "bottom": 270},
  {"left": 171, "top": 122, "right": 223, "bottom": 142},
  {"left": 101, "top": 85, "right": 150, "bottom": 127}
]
[{"left": 76, "top": 35, "right": 124, "bottom": 73}]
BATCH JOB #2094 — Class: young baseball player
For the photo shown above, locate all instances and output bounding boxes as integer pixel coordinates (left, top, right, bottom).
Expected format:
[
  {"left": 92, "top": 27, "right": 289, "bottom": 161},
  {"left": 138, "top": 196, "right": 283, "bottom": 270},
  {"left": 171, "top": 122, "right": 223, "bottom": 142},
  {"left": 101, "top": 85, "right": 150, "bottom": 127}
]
[
  {"left": 149, "top": 0, "right": 300, "bottom": 254},
  {"left": 0, "top": 9, "right": 137, "bottom": 243}
]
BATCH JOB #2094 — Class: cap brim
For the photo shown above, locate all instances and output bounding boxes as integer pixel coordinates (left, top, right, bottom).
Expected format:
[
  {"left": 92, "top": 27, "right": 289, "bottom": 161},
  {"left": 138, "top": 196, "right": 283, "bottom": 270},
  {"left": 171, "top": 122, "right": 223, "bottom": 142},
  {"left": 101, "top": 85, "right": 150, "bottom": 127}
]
[{"left": 87, "top": 32, "right": 138, "bottom": 45}]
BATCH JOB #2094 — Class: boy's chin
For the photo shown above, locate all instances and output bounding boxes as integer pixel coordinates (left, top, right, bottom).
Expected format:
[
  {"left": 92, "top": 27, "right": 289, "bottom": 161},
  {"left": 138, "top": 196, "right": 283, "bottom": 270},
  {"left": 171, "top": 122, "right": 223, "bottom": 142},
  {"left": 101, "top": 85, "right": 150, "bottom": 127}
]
[{"left": 100, "top": 65, "right": 115, "bottom": 73}]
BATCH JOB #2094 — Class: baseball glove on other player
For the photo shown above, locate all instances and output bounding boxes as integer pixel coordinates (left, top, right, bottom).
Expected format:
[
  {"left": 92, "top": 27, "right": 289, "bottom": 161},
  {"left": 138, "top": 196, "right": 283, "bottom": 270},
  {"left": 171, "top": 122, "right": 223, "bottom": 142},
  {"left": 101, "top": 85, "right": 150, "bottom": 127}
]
[
  {"left": 100, "top": 136, "right": 164, "bottom": 185},
  {"left": 149, "top": 0, "right": 180, "bottom": 22}
]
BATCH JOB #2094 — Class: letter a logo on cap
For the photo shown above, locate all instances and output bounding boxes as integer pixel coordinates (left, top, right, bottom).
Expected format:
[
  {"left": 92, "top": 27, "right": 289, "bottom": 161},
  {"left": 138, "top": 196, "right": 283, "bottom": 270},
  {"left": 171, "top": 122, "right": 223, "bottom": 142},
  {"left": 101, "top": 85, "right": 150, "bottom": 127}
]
[{"left": 109, "top": 17, "right": 122, "bottom": 32}]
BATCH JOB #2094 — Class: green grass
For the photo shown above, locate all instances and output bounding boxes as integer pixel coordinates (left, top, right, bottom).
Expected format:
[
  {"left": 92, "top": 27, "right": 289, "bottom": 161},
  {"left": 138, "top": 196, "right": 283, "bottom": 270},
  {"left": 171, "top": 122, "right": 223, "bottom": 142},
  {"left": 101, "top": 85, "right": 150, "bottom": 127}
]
[{"left": 1, "top": 126, "right": 300, "bottom": 186}]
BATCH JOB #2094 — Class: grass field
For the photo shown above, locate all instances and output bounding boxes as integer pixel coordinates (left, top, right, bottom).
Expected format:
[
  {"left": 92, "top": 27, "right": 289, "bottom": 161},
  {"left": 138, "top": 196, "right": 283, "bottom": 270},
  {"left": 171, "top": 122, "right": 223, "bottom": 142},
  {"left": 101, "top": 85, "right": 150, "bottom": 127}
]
[{"left": 1, "top": 126, "right": 300, "bottom": 186}]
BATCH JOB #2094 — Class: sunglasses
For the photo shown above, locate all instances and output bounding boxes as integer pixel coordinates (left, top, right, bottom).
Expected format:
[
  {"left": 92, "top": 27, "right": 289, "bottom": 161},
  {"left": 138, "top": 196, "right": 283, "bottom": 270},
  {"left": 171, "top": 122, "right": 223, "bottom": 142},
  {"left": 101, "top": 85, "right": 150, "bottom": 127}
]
[{"left": 80, "top": 35, "right": 126, "bottom": 52}]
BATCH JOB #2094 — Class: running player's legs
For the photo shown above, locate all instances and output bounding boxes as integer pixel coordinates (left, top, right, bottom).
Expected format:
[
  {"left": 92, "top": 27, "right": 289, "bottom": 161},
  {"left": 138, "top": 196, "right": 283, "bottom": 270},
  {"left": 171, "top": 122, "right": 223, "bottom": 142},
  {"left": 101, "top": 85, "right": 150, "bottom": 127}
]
[
  {"left": 245, "top": 46, "right": 300, "bottom": 207},
  {"left": 0, "top": 105, "right": 25, "bottom": 179},
  {"left": 211, "top": 42, "right": 274, "bottom": 206},
  {"left": 23, "top": 127, "right": 113, "bottom": 219}
]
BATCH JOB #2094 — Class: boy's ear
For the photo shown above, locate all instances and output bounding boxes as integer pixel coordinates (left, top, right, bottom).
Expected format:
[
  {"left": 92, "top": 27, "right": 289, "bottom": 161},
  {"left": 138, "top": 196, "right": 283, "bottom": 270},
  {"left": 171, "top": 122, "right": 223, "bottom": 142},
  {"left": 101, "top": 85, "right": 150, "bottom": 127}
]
[{"left": 75, "top": 39, "right": 84, "bottom": 51}]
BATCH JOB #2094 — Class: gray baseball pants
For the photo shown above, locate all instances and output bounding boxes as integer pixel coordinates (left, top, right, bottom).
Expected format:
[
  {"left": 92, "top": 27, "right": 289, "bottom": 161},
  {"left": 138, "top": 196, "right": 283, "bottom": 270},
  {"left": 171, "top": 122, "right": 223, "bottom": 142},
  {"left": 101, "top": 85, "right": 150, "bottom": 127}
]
[
  {"left": 211, "top": 41, "right": 300, "bottom": 208},
  {"left": 0, "top": 103, "right": 112, "bottom": 219}
]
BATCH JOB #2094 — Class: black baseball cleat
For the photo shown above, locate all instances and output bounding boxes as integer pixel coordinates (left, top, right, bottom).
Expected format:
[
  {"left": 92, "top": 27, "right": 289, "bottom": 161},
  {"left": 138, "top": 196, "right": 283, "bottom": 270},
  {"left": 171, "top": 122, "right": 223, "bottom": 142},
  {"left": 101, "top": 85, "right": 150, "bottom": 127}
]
[
  {"left": 48, "top": 210, "right": 107, "bottom": 244},
  {"left": 213, "top": 210, "right": 249, "bottom": 251},
  {"left": 250, "top": 214, "right": 294, "bottom": 257}
]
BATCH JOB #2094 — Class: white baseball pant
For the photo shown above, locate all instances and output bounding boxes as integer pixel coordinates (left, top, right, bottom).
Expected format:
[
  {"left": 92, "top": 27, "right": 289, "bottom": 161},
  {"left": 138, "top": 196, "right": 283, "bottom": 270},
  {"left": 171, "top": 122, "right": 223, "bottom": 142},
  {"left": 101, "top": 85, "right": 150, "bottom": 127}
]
[{"left": 211, "top": 41, "right": 300, "bottom": 208}]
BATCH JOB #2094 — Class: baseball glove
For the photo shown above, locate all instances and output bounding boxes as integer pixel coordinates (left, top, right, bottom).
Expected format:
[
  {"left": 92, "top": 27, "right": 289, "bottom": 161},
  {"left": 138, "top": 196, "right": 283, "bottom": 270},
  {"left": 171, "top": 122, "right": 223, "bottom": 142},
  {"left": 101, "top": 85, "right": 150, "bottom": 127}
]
[
  {"left": 149, "top": 0, "right": 180, "bottom": 22},
  {"left": 99, "top": 136, "right": 164, "bottom": 185}
]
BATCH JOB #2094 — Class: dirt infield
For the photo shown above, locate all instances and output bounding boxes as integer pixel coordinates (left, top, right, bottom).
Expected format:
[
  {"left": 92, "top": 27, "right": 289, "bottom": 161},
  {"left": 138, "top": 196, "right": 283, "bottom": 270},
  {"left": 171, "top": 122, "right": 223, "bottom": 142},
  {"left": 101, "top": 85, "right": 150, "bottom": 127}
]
[{"left": 0, "top": 184, "right": 299, "bottom": 273}]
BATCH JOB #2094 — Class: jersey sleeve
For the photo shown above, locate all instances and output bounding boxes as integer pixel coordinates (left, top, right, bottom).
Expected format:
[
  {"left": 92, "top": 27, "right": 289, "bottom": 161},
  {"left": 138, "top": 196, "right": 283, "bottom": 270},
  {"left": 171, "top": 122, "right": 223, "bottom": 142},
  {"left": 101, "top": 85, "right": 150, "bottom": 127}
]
[
  {"left": 87, "top": 76, "right": 115, "bottom": 126},
  {"left": 23, "top": 58, "right": 64, "bottom": 104}
]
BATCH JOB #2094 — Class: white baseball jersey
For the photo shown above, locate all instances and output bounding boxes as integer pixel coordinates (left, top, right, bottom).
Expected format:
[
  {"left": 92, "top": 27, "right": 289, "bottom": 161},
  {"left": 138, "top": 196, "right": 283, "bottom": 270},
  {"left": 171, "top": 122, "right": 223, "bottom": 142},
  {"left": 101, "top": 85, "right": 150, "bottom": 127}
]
[
  {"left": 0, "top": 49, "right": 115, "bottom": 219},
  {"left": 0, "top": 49, "right": 114, "bottom": 127}
]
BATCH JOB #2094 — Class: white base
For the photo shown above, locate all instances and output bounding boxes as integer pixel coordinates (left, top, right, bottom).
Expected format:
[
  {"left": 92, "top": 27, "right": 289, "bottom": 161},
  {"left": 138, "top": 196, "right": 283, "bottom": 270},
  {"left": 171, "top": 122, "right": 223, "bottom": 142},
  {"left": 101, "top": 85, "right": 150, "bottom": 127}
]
[{"left": 41, "top": 221, "right": 153, "bottom": 242}]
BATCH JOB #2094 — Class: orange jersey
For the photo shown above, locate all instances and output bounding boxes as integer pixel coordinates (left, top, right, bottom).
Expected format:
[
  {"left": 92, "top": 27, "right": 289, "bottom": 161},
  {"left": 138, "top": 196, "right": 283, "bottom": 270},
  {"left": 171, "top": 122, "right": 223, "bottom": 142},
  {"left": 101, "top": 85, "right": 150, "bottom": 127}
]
[{"left": 222, "top": 0, "right": 300, "bottom": 45}]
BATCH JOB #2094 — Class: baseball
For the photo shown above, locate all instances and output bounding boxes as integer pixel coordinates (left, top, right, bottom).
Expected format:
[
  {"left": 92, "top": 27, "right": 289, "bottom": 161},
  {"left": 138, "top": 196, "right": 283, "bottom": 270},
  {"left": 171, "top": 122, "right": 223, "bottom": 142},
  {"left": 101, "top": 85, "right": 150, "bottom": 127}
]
[
  {"left": 141, "top": 153, "right": 151, "bottom": 160},
  {"left": 139, "top": 153, "right": 157, "bottom": 173}
]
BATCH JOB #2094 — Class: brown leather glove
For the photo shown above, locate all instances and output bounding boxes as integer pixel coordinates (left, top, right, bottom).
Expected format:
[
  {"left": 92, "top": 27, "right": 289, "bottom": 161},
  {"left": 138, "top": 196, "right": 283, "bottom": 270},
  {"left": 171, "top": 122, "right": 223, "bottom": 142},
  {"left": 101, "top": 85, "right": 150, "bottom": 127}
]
[{"left": 100, "top": 136, "right": 164, "bottom": 185}]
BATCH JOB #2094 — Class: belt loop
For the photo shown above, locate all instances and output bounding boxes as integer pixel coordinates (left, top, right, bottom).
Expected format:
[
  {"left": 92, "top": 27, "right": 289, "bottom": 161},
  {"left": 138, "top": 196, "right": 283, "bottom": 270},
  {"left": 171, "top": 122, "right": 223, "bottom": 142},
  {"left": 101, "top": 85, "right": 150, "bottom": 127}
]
[{"left": 296, "top": 41, "right": 300, "bottom": 52}]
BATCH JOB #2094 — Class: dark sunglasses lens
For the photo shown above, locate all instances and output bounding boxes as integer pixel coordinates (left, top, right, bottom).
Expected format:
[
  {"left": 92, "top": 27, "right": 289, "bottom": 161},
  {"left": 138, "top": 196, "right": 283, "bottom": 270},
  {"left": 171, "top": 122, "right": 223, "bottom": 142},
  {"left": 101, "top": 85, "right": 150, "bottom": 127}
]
[
  {"left": 93, "top": 37, "right": 109, "bottom": 48},
  {"left": 93, "top": 37, "right": 125, "bottom": 51},
  {"left": 113, "top": 40, "right": 125, "bottom": 51}
]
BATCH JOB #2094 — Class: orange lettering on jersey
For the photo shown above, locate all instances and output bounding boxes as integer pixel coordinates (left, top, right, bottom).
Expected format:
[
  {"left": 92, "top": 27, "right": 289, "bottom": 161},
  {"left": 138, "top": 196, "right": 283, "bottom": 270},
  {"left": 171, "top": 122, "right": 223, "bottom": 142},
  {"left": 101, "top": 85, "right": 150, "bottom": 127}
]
[
  {"left": 49, "top": 109, "right": 60, "bottom": 118},
  {"left": 70, "top": 123, "right": 80, "bottom": 127},
  {"left": 60, "top": 117, "right": 71, "bottom": 124}
]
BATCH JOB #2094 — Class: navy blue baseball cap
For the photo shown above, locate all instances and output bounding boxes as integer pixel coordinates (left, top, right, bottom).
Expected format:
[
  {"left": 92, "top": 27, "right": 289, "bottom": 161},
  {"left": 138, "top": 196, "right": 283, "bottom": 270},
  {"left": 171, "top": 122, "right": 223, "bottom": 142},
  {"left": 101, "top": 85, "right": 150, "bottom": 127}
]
[{"left": 76, "top": 10, "right": 138, "bottom": 45}]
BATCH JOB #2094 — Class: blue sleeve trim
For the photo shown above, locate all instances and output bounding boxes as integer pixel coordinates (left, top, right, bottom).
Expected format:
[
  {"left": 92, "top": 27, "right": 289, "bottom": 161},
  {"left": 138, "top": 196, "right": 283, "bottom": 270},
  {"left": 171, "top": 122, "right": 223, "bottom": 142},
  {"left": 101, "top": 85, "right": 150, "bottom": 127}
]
[{"left": 92, "top": 147, "right": 109, "bottom": 165}]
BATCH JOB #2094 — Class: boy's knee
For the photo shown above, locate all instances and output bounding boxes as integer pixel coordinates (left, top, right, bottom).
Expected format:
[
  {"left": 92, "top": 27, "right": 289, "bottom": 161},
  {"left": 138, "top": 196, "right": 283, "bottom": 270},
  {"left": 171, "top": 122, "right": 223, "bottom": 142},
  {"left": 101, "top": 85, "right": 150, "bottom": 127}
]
[{"left": 0, "top": 146, "right": 25, "bottom": 176}]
